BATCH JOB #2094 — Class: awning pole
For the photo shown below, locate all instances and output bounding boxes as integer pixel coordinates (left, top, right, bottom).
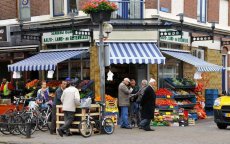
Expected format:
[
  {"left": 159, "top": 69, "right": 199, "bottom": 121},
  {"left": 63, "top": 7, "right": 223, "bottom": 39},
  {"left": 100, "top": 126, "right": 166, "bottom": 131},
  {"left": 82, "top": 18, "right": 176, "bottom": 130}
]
[
  {"left": 56, "top": 64, "right": 59, "bottom": 80},
  {"left": 68, "top": 59, "right": 71, "bottom": 78}
]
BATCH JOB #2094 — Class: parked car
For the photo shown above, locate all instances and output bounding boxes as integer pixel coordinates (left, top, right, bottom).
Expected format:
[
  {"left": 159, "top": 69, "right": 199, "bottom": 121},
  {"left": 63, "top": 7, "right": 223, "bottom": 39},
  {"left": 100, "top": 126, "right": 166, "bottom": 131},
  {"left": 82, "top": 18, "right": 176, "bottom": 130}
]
[{"left": 213, "top": 96, "right": 230, "bottom": 129}]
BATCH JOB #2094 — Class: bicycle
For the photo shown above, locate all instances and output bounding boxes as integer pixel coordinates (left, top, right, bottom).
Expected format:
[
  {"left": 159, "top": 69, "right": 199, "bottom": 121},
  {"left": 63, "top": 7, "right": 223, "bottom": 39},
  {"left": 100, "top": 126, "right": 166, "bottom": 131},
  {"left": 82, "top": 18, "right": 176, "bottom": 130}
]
[{"left": 78, "top": 102, "right": 115, "bottom": 138}]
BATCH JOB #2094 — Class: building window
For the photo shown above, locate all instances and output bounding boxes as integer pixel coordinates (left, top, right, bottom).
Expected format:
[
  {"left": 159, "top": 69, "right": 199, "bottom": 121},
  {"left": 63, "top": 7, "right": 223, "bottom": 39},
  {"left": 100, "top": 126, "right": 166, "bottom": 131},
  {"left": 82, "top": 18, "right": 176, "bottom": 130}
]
[
  {"left": 197, "top": 0, "right": 207, "bottom": 23},
  {"left": 53, "top": 0, "right": 64, "bottom": 16},
  {"left": 68, "top": 0, "right": 79, "bottom": 14}
]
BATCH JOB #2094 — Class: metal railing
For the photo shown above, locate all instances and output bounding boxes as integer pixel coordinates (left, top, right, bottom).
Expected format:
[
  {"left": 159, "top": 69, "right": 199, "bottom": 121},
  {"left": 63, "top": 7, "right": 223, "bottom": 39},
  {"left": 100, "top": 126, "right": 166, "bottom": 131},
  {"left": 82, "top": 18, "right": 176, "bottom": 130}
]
[{"left": 110, "top": 0, "right": 144, "bottom": 19}]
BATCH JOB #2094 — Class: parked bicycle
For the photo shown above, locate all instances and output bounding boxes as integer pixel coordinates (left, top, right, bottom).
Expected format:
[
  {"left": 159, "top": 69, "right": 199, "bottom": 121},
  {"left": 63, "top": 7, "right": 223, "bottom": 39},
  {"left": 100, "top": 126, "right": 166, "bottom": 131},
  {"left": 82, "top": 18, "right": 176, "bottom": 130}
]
[{"left": 78, "top": 101, "right": 115, "bottom": 138}]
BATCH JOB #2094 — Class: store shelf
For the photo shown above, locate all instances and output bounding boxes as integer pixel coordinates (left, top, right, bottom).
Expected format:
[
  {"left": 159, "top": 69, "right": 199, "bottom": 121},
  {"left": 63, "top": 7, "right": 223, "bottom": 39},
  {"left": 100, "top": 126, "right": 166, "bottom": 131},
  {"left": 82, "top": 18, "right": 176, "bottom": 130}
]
[
  {"left": 174, "top": 94, "right": 196, "bottom": 99},
  {"left": 164, "top": 78, "right": 196, "bottom": 89},
  {"left": 156, "top": 105, "right": 178, "bottom": 111},
  {"left": 178, "top": 103, "right": 196, "bottom": 108}
]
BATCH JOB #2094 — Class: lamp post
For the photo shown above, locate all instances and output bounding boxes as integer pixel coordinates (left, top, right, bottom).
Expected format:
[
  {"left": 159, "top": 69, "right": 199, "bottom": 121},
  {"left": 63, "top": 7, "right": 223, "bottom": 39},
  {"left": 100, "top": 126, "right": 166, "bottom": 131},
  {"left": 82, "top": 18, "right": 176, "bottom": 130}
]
[
  {"left": 99, "top": 22, "right": 113, "bottom": 105},
  {"left": 176, "top": 13, "right": 184, "bottom": 38}
]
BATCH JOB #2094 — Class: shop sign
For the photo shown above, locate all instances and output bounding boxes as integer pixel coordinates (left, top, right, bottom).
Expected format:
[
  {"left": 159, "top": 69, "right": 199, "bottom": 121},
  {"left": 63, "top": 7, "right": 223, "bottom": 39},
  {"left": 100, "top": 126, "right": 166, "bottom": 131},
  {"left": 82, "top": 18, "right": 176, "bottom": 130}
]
[
  {"left": 160, "top": 29, "right": 190, "bottom": 45},
  {"left": 42, "top": 30, "right": 90, "bottom": 44},
  {"left": 0, "top": 27, "right": 7, "bottom": 42}
]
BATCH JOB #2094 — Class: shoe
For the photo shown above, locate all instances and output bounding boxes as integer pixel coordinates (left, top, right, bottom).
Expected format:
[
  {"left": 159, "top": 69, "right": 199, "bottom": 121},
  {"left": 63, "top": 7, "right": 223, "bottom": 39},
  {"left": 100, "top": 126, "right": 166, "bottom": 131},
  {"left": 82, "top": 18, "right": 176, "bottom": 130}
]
[
  {"left": 57, "top": 129, "right": 63, "bottom": 137},
  {"left": 144, "top": 128, "right": 155, "bottom": 131},
  {"left": 121, "top": 126, "right": 132, "bottom": 129},
  {"left": 66, "top": 133, "right": 72, "bottom": 136}
]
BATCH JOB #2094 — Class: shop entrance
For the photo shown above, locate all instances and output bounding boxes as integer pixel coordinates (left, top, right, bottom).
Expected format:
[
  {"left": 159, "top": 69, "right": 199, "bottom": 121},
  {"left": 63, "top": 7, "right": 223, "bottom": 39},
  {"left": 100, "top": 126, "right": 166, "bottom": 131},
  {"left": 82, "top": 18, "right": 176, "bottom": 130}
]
[{"left": 105, "top": 64, "right": 147, "bottom": 98}]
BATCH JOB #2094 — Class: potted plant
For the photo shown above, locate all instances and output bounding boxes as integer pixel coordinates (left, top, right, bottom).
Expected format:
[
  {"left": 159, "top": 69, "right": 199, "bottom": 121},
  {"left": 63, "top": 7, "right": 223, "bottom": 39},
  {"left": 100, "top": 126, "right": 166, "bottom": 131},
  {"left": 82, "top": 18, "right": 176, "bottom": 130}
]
[{"left": 82, "top": 0, "right": 117, "bottom": 23}]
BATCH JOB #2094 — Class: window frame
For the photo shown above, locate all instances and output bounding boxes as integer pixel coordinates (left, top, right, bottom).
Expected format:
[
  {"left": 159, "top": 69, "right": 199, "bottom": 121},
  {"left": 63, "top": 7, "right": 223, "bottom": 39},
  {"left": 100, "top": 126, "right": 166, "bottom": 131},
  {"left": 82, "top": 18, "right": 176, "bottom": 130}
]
[
  {"left": 53, "top": 0, "right": 65, "bottom": 17},
  {"left": 197, "top": 0, "right": 207, "bottom": 23}
]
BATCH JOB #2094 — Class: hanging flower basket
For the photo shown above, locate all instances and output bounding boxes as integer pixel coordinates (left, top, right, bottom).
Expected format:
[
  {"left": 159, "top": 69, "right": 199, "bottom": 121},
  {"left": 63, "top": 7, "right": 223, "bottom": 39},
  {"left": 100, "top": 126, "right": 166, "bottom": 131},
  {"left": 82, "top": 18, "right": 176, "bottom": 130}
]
[
  {"left": 82, "top": 0, "right": 117, "bottom": 23},
  {"left": 90, "top": 11, "right": 112, "bottom": 23}
]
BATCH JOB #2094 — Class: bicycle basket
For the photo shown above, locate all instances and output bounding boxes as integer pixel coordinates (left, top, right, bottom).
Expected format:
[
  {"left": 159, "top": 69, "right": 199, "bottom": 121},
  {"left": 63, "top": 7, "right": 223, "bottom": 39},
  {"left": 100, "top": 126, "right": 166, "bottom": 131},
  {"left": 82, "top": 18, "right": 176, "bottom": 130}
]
[{"left": 80, "top": 98, "right": 92, "bottom": 108}]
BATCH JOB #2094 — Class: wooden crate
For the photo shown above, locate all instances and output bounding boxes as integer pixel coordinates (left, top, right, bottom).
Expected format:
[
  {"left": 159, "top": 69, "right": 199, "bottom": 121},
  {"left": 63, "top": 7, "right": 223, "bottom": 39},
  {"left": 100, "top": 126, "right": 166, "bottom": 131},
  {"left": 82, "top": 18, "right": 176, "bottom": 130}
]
[{"left": 56, "top": 104, "right": 100, "bottom": 134}]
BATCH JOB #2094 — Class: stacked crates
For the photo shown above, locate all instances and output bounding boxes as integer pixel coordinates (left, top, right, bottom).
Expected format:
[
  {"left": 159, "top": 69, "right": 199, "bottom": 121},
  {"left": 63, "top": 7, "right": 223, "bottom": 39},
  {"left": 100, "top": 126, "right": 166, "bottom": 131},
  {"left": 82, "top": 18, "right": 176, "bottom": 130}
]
[{"left": 205, "top": 89, "right": 218, "bottom": 116}]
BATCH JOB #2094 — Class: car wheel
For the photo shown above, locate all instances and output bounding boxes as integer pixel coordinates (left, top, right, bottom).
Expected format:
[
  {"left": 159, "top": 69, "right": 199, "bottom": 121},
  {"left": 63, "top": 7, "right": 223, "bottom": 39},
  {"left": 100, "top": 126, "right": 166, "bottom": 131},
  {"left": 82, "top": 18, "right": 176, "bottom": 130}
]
[{"left": 217, "top": 123, "right": 228, "bottom": 129}]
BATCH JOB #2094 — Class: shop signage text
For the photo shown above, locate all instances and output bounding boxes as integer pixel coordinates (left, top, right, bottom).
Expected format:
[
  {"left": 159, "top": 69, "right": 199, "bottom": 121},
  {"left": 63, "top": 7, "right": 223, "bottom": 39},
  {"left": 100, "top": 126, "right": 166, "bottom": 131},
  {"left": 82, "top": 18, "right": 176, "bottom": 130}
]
[
  {"left": 160, "top": 29, "right": 190, "bottom": 44},
  {"left": 43, "top": 30, "right": 90, "bottom": 44},
  {"left": 0, "top": 27, "right": 7, "bottom": 42}
]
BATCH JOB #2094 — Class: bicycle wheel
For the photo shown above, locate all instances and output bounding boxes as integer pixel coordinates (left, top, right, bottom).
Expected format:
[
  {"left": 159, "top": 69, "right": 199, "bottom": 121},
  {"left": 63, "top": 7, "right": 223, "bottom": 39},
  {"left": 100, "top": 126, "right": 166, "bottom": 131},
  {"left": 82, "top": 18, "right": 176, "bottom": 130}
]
[
  {"left": 37, "top": 110, "right": 50, "bottom": 132},
  {"left": 9, "top": 115, "right": 23, "bottom": 135},
  {"left": 78, "top": 120, "right": 93, "bottom": 138},
  {"left": 0, "top": 115, "right": 10, "bottom": 135},
  {"left": 19, "top": 114, "right": 38, "bottom": 136},
  {"left": 103, "top": 118, "right": 115, "bottom": 135}
]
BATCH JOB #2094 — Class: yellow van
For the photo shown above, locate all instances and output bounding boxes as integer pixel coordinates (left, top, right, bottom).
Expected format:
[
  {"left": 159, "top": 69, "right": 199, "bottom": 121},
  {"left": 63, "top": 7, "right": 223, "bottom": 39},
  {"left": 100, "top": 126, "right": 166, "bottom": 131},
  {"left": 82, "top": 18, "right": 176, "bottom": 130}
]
[{"left": 213, "top": 96, "right": 230, "bottom": 129}]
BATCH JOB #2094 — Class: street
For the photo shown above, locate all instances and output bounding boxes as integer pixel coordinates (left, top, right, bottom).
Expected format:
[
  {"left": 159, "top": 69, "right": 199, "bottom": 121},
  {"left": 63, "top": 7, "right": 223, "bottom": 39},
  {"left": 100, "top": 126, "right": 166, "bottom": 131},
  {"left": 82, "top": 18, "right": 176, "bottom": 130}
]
[{"left": 0, "top": 117, "right": 229, "bottom": 144}]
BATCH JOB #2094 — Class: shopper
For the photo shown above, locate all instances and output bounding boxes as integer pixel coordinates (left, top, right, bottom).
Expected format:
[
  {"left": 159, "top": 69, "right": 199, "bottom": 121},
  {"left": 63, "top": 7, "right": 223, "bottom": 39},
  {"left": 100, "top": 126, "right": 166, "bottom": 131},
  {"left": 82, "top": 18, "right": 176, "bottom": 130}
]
[
  {"left": 139, "top": 78, "right": 156, "bottom": 131},
  {"left": 36, "top": 81, "right": 49, "bottom": 109},
  {"left": 135, "top": 79, "right": 148, "bottom": 127},
  {"left": 50, "top": 81, "right": 68, "bottom": 135},
  {"left": 0, "top": 78, "right": 14, "bottom": 101},
  {"left": 118, "top": 78, "right": 132, "bottom": 129},
  {"left": 129, "top": 79, "right": 139, "bottom": 127},
  {"left": 57, "top": 80, "right": 80, "bottom": 137}
]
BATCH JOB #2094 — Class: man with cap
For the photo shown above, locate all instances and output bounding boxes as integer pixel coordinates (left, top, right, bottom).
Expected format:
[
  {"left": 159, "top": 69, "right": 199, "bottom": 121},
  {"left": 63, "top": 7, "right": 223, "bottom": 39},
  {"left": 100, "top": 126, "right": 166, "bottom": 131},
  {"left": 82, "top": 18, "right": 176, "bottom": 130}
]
[
  {"left": 139, "top": 78, "right": 156, "bottom": 131},
  {"left": 118, "top": 78, "right": 132, "bottom": 129},
  {"left": 57, "top": 80, "right": 80, "bottom": 137}
]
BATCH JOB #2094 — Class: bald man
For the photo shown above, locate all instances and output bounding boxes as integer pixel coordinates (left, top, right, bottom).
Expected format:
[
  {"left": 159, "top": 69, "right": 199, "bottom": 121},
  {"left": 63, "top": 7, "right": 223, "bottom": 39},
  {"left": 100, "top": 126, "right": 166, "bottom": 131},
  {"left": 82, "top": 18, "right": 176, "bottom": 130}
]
[{"left": 118, "top": 78, "right": 132, "bottom": 129}]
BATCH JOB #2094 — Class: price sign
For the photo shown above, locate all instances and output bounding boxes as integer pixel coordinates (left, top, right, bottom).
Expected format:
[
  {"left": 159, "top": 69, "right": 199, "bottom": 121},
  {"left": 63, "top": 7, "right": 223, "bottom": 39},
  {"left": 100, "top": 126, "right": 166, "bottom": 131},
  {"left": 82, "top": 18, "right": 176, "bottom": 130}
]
[
  {"left": 170, "top": 106, "right": 174, "bottom": 109},
  {"left": 167, "top": 95, "right": 171, "bottom": 98},
  {"left": 166, "top": 112, "right": 171, "bottom": 115}
]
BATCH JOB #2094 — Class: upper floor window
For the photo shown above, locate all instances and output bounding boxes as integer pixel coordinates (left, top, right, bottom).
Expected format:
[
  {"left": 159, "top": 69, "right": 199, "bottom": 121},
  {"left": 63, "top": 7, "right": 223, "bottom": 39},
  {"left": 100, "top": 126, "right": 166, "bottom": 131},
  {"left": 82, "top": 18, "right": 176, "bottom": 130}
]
[
  {"left": 197, "top": 0, "right": 207, "bottom": 23},
  {"left": 53, "top": 0, "right": 64, "bottom": 16},
  {"left": 53, "top": 0, "right": 79, "bottom": 17},
  {"left": 68, "top": 0, "right": 78, "bottom": 13}
]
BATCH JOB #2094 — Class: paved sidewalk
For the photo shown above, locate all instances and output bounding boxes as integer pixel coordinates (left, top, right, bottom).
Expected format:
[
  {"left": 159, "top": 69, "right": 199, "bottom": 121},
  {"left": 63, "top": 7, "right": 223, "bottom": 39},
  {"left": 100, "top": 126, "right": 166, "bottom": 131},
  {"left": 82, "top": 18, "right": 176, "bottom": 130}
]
[{"left": 0, "top": 117, "right": 230, "bottom": 144}]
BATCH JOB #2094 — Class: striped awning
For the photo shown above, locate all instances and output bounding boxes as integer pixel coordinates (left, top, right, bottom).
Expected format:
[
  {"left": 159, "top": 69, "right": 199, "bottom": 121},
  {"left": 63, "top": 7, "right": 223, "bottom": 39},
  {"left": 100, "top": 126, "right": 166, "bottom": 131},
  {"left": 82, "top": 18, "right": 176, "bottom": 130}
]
[
  {"left": 162, "top": 50, "right": 223, "bottom": 72},
  {"left": 108, "top": 42, "right": 165, "bottom": 64},
  {"left": 8, "top": 49, "right": 88, "bottom": 72}
]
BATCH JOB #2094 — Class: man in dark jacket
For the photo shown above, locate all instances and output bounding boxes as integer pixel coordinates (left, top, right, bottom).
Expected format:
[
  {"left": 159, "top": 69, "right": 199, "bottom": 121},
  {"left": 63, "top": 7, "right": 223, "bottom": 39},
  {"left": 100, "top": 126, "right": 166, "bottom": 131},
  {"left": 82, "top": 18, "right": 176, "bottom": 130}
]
[
  {"left": 50, "top": 81, "right": 67, "bottom": 134},
  {"left": 139, "top": 78, "right": 156, "bottom": 131},
  {"left": 118, "top": 78, "right": 132, "bottom": 129}
]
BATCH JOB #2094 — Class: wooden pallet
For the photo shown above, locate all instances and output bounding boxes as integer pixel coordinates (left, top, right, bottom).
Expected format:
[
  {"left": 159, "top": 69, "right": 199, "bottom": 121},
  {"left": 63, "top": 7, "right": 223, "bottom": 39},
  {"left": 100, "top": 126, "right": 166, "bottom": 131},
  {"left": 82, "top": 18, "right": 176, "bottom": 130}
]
[{"left": 56, "top": 104, "right": 100, "bottom": 134}]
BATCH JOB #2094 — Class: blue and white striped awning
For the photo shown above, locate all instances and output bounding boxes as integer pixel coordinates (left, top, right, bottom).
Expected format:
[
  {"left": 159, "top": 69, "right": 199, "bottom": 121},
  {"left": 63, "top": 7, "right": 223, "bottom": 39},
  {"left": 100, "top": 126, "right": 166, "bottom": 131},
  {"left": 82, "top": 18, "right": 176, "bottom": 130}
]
[
  {"left": 162, "top": 50, "right": 223, "bottom": 72},
  {"left": 108, "top": 42, "right": 165, "bottom": 64},
  {"left": 8, "top": 49, "right": 88, "bottom": 72}
]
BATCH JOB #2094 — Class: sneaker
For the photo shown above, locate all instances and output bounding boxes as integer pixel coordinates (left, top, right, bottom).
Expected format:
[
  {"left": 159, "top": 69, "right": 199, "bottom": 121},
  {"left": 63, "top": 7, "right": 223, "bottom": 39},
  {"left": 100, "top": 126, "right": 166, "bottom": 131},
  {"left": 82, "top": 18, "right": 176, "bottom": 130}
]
[{"left": 57, "top": 129, "right": 63, "bottom": 137}]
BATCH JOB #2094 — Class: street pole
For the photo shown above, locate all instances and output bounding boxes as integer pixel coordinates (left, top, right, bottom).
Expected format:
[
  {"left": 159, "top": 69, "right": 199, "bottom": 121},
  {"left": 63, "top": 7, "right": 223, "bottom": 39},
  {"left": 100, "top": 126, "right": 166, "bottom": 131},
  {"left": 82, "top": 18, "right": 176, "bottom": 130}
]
[{"left": 99, "top": 22, "right": 105, "bottom": 105}]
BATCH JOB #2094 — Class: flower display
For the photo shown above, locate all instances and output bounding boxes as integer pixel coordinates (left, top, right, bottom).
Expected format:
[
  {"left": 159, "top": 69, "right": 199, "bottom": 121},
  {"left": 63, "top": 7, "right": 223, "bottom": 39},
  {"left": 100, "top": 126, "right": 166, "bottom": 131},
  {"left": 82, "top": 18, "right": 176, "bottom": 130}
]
[{"left": 82, "top": 0, "right": 117, "bottom": 14}]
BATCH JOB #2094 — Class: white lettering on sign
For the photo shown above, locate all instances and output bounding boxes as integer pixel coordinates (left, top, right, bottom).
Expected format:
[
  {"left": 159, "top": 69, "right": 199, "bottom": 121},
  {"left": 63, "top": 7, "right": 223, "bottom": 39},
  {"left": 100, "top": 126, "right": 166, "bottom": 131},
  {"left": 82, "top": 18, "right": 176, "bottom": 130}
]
[
  {"left": 42, "top": 30, "right": 90, "bottom": 44},
  {"left": 160, "top": 29, "right": 190, "bottom": 45}
]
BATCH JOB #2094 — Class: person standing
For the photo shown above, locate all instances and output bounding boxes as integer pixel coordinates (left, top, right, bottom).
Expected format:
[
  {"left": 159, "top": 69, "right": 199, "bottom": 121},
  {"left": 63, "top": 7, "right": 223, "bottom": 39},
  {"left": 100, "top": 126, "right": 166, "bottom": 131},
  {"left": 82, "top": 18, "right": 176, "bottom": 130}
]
[
  {"left": 57, "top": 80, "right": 80, "bottom": 137},
  {"left": 139, "top": 78, "right": 156, "bottom": 131},
  {"left": 36, "top": 81, "right": 49, "bottom": 109},
  {"left": 129, "top": 79, "right": 139, "bottom": 127},
  {"left": 50, "top": 81, "right": 68, "bottom": 134},
  {"left": 118, "top": 78, "right": 132, "bottom": 129},
  {"left": 135, "top": 79, "right": 148, "bottom": 127},
  {"left": 0, "top": 78, "right": 14, "bottom": 102}
]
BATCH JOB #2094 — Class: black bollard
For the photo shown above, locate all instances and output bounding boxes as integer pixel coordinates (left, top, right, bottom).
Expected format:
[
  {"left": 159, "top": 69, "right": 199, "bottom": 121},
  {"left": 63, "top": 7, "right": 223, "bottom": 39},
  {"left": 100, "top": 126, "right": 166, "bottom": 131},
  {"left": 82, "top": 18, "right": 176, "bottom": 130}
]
[{"left": 26, "top": 122, "right": 31, "bottom": 138}]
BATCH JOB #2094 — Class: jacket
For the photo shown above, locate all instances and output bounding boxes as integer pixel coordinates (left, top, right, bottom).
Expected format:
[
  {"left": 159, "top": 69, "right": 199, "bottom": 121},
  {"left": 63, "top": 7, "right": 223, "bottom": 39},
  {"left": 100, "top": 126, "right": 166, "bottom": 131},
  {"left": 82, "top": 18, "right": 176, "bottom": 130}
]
[
  {"left": 118, "top": 82, "right": 131, "bottom": 107},
  {"left": 53, "top": 87, "right": 64, "bottom": 106},
  {"left": 140, "top": 85, "right": 156, "bottom": 119},
  {"left": 61, "top": 86, "right": 80, "bottom": 112}
]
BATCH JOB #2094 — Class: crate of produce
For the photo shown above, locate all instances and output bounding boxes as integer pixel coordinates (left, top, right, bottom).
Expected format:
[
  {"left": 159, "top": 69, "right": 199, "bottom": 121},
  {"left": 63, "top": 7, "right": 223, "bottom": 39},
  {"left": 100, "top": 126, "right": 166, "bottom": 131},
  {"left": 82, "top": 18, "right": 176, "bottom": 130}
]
[
  {"left": 104, "top": 112, "right": 118, "bottom": 125},
  {"left": 189, "top": 113, "right": 198, "bottom": 121}
]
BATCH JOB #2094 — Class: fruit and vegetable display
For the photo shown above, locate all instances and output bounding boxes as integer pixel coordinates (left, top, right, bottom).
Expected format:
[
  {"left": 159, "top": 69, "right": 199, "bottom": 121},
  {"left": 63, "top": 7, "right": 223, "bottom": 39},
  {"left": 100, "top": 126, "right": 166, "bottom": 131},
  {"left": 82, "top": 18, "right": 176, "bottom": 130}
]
[
  {"left": 156, "top": 99, "right": 177, "bottom": 106},
  {"left": 156, "top": 88, "right": 173, "bottom": 97},
  {"left": 26, "top": 79, "right": 39, "bottom": 90},
  {"left": 105, "top": 94, "right": 118, "bottom": 112},
  {"left": 165, "top": 78, "right": 196, "bottom": 88},
  {"left": 47, "top": 81, "right": 62, "bottom": 89},
  {"left": 78, "top": 80, "right": 94, "bottom": 99},
  {"left": 153, "top": 112, "right": 180, "bottom": 126},
  {"left": 176, "top": 100, "right": 192, "bottom": 105}
]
